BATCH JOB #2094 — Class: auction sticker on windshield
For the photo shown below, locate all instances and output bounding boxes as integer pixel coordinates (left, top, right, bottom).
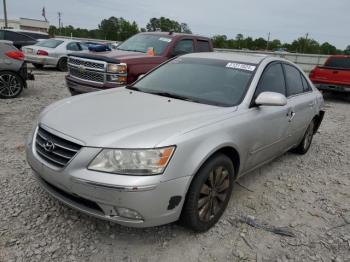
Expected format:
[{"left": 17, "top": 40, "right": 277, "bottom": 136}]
[
  {"left": 226, "top": 62, "right": 256, "bottom": 71},
  {"left": 159, "top": 37, "right": 172, "bottom": 43}
]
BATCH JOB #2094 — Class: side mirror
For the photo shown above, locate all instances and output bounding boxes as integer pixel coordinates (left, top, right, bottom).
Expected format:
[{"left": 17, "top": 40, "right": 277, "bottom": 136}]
[
  {"left": 138, "top": 74, "right": 145, "bottom": 80},
  {"left": 255, "top": 92, "right": 287, "bottom": 106}
]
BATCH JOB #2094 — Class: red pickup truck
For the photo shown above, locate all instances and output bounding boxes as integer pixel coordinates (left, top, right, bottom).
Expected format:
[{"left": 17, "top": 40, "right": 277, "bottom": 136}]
[
  {"left": 66, "top": 32, "right": 213, "bottom": 95},
  {"left": 309, "top": 55, "right": 350, "bottom": 93}
]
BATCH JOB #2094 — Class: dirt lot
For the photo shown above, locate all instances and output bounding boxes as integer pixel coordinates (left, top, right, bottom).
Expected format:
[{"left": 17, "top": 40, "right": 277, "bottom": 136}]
[{"left": 0, "top": 67, "right": 349, "bottom": 262}]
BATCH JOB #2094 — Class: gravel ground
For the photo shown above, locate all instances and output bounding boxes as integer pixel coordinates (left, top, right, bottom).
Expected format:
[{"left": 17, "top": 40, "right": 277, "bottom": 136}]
[{"left": 0, "top": 67, "right": 349, "bottom": 262}]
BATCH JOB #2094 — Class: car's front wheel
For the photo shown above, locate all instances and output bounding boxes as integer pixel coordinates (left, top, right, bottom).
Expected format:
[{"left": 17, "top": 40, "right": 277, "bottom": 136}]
[
  {"left": 0, "top": 71, "right": 24, "bottom": 99},
  {"left": 180, "top": 154, "right": 234, "bottom": 232},
  {"left": 292, "top": 119, "right": 315, "bottom": 154}
]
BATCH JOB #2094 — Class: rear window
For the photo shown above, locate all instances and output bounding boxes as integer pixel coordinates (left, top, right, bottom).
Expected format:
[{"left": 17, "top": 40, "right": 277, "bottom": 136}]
[
  {"left": 197, "top": 40, "right": 211, "bottom": 52},
  {"left": 0, "top": 30, "right": 4, "bottom": 39},
  {"left": 36, "top": 39, "right": 64, "bottom": 48},
  {"left": 325, "top": 57, "right": 350, "bottom": 69}
]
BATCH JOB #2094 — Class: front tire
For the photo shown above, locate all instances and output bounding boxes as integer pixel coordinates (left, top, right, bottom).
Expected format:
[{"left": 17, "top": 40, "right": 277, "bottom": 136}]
[
  {"left": 180, "top": 154, "right": 234, "bottom": 232},
  {"left": 292, "top": 119, "right": 315, "bottom": 154},
  {"left": 0, "top": 71, "right": 24, "bottom": 99}
]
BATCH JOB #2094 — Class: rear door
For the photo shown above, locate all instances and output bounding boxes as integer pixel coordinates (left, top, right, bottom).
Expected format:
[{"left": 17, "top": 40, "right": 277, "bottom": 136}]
[{"left": 283, "top": 63, "right": 315, "bottom": 147}]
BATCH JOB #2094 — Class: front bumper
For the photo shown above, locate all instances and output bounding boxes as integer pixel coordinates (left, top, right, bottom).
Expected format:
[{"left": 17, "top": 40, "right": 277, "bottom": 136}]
[
  {"left": 26, "top": 127, "right": 190, "bottom": 227},
  {"left": 66, "top": 76, "right": 123, "bottom": 95},
  {"left": 314, "top": 83, "right": 350, "bottom": 93},
  {"left": 25, "top": 54, "right": 59, "bottom": 66}
]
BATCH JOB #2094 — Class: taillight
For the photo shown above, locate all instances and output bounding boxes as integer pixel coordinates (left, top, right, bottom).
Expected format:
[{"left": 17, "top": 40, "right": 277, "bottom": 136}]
[
  {"left": 309, "top": 69, "right": 316, "bottom": 79},
  {"left": 37, "top": 50, "right": 48, "bottom": 56},
  {"left": 5, "top": 51, "right": 25, "bottom": 61}
]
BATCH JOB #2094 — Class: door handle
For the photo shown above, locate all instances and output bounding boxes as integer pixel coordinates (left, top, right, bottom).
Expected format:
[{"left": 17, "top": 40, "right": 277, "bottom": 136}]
[
  {"left": 289, "top": 111, "right": 296, "bottom": 122},
  {"left": 308, "top": 102, "right": 314, "bottom": 107}
]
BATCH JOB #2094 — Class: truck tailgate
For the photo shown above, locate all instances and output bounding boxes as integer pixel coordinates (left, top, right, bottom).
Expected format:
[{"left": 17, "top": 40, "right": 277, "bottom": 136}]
[{"left": 310, "top": 67, "right": 350, "bottom": 86}]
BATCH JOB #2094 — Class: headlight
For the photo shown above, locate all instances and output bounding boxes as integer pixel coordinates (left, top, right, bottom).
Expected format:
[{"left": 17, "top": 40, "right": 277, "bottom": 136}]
[
  {"left": 88, "top": 147, "right": 175, "bottom": 175},
  {"left": 107, "top": 63, "right": 127, "bottom": 74}
]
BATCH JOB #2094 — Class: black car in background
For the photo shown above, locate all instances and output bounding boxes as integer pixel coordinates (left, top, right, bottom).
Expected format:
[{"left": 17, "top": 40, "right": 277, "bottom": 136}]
[{"left": 0, "top": 29, "right": 49, "bottom": 49}]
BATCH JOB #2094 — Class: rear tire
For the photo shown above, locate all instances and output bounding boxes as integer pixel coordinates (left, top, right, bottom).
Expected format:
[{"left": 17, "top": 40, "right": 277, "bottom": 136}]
[
  {"left": 291, "top": 119, "right": 315, "bottom": 154},
  {"left": 57, "top": 57, "right": 68, "bottom": 71},
  {"left": 180, "top": 154, "right": 234, "bottom": 232},
  {"left": 0, "top": 71, "right": 24, "bottom": 99},
  {"left": 32, "top": 63, "right": 44, "bottom": 69}
]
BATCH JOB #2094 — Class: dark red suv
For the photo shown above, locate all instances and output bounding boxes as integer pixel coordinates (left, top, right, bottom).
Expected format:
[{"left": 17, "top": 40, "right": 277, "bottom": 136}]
[{"left": 65, "top": 32, "right": 214, "bottom": 95}]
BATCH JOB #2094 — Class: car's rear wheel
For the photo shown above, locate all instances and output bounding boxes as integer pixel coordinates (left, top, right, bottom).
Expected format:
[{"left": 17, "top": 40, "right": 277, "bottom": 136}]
[
  {"left": 32, "top": 63, "right": 44, "bottom": 69},
  {"left": 292, "top": 119, "right": 315, "bottom": 154},
  {"left": 180, "top": 154, "right": 234, "bottom": 232},
  {"left": 57, "top": 57, "right": 68, "bottom": 71},
  {"left": 0, "top": 71, "right": 24, "bottom": 99}
]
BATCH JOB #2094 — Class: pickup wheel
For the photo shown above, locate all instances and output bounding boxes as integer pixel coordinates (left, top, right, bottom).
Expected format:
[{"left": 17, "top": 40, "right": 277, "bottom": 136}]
[
  {"left": 180, "top": 154, "right": 234, "bottom": 232},
  {"left": 292, "top": 119, "right": 315, "bottom": 154},
  {"left": 57, "top": 57, "right": 68, "bottom": 71},
  {"left": 0, "top": 71, "right": 24, "bottom": 99}
]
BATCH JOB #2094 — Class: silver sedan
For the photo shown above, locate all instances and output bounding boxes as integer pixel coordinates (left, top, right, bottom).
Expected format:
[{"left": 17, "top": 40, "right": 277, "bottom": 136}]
[
  {"left": 26, "top": 52, "right": 325, "bottom": 232},
  {"left": 22, "top": 38, "right": 86, "bottom": 71}
]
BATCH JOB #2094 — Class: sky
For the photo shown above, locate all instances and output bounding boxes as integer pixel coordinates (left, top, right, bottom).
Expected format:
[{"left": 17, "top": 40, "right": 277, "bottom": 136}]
[{"left": 3, "top": 0, "right": 349, "bottom": 49}]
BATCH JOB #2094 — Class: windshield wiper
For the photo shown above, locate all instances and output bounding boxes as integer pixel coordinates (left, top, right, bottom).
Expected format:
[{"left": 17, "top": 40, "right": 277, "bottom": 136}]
[
  {"left": 117, "top": 48, "right": 145, "bottom": 53},
  {"left": 145, "top": 90, "right": 198, "bottom": 102}
]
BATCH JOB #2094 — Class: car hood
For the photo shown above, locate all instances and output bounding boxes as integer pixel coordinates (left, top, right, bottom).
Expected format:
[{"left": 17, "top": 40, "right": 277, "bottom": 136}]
[
  {"left": 70, "top": 49, "right": 153, "bottom": 63},
  {"left": 39, "top": 88, "right": 236, "bottom": 148}
]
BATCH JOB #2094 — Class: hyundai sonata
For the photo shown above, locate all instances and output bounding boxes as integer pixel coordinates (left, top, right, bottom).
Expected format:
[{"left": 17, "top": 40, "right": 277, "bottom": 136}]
[{"left": 26, "top": 52, "right": 324, "bottom": 231}]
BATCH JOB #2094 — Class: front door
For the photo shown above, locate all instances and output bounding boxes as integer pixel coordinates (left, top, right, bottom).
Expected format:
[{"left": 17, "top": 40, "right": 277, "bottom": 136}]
[{"left": 243, "top": 62, "right": 291, "bottom": 170}]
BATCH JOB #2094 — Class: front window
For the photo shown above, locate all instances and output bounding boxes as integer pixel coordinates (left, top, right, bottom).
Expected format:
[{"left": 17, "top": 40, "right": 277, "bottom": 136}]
[
  {"left": 117, "top": 34, "right": 172, "bottom": 55},
  {"left": 36, "top": 39, "right": 64, "bottom": 48},
  {"left": 129, "top": 57, "right": 255, "bottom": 107}
]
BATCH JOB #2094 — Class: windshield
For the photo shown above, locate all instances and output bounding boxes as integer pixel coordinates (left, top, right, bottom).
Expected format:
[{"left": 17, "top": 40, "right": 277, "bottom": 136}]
[
  {"left": 129, "top": 57, "right": 256, "bottom": 107},
  {"left": 36, "top": 39, "right": 64, "bottom": 48},
  {"left": 117, "top": 34, "right": 172, "bottom": 55}
]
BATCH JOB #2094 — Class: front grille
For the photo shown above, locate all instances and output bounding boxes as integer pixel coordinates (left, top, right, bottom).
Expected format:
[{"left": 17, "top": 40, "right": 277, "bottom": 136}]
[
  {"left": 69, "top": 67, "right": 104, "bottom": 83},
  {"left": 35, "top": 127, "right": 82, "bottom": 168},
  {"left": 68, "top": 57, "right": 105, "bottom": 71}
]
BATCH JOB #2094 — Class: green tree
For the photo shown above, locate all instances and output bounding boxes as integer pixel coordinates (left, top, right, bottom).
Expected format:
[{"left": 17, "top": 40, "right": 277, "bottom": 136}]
[
  {"left": 320, "top": 42, "right": 337, "bottom": 55},
  {"left": 98, "top": 17, "right": 139, "bottom": 41},
  {"left": 146, "top": 17, "right": 191, "bottom": 33},
  {"left": 212, "top": 35, "right": 228, "bottom": 48},
  {"left": 236, "top": 34, "right": 243, "bottom": 49}
]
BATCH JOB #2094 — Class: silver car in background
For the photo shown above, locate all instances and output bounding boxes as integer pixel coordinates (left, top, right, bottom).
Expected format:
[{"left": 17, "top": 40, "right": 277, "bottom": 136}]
[
  {"left": 26, "top": 53, "right": 325, "bottom": 232},
  {"left": 22, "top": 38, "right": 87, "bottom": 71}
]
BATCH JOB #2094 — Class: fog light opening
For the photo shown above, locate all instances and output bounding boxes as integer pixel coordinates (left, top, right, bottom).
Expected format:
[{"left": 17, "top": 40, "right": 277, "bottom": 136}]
[{"left": 116, "top": 207, "right": 143, "bottom": 220}]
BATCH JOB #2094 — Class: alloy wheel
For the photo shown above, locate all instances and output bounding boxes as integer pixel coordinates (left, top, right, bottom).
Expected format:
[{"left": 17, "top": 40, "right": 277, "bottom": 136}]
[
  {"left": 0, "top": 74, "right": 22, "bottom": 98},
  {"left": 198, "top": 166, "right": 230, "bottom": 222}
]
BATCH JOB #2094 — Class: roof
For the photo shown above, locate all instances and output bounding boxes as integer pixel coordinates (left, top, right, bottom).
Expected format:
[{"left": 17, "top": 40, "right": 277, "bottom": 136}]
[
  {"left": 139, "top": 31, "right": 210, "bottom": 39},
  {"left": 183, "top": 52, "right": 269, "bottom": 64}
]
